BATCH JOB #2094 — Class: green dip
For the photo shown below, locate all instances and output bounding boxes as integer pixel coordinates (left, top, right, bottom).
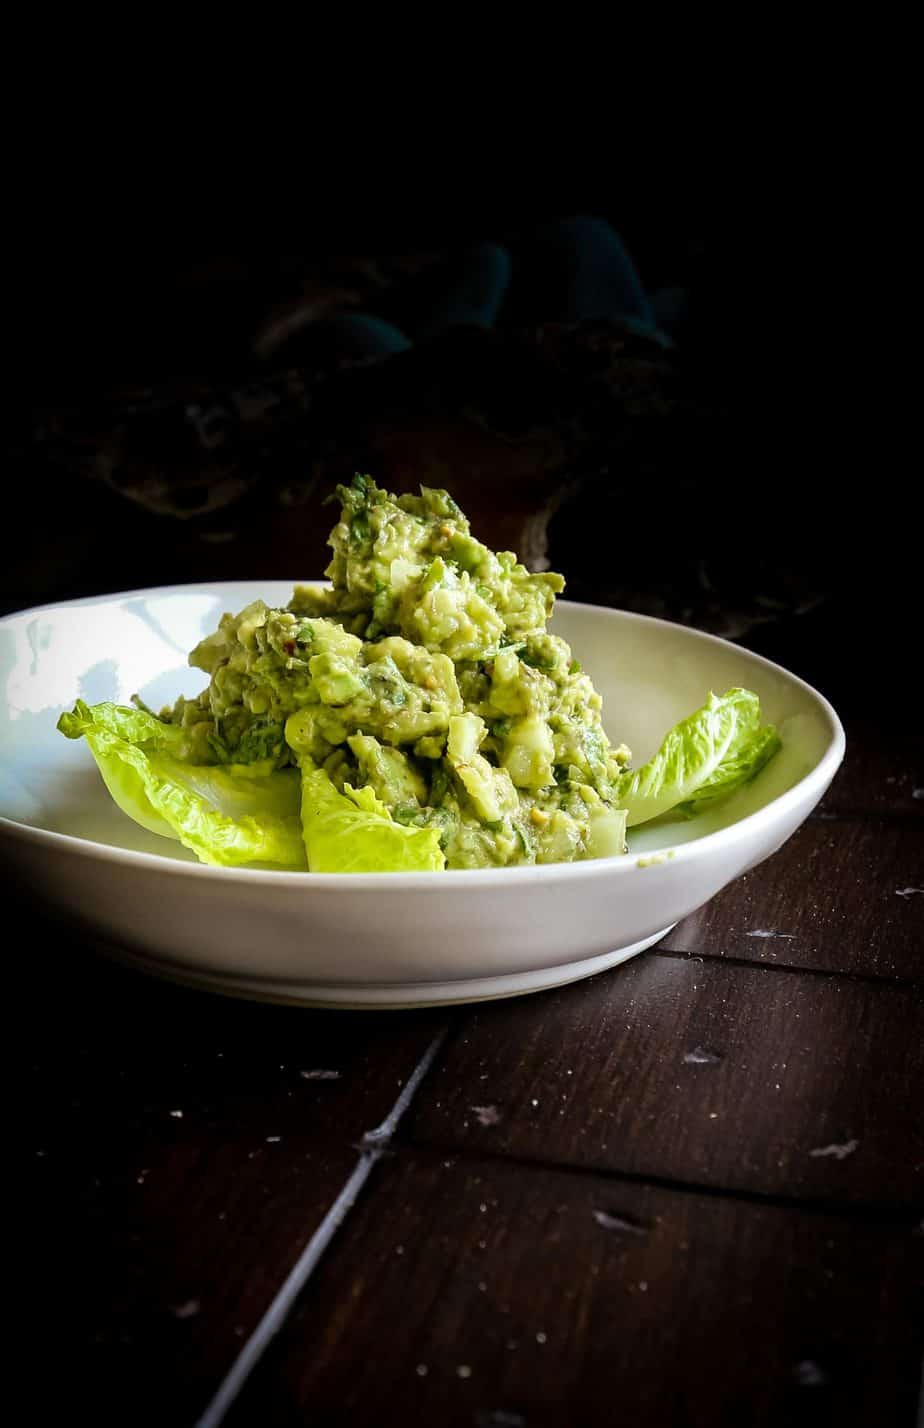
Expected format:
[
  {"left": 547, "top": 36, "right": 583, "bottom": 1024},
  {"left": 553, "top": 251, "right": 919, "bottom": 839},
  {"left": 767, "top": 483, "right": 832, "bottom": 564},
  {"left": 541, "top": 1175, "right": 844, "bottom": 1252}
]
[{"left": 162, "top": 475, "right": 631, "bottom": 868}]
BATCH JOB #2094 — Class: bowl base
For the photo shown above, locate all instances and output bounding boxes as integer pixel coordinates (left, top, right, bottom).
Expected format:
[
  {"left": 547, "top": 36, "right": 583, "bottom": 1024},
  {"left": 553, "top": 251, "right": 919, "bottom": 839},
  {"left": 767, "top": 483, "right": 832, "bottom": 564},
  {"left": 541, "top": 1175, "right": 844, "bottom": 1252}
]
[{"left": 91, "top": 929, "right": 676, "bottom": 1008}]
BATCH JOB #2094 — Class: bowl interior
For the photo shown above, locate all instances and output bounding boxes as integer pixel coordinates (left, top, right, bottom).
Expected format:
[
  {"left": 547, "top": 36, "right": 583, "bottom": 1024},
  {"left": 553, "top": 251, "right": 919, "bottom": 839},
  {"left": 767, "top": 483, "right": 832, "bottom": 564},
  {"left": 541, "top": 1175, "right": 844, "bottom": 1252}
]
[{"left": 0, "top": 583, "right": 837, "bottom": 862}]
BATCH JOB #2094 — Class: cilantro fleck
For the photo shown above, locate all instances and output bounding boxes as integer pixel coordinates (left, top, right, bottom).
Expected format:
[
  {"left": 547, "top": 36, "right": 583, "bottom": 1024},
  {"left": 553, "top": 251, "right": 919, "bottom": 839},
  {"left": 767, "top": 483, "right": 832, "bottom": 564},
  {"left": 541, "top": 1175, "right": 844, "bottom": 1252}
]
[{"left": 518, "top": 648, "right": 556, "bottom": 672}]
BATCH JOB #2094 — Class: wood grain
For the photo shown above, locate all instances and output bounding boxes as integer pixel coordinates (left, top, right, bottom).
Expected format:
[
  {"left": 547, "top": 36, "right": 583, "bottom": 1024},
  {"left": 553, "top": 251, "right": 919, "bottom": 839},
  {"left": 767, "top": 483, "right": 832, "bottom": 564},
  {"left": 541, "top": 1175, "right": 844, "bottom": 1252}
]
[
  {"left": 226, "top": 1151, "right": 923, "bottom": 1428},
  {"left": 18, "top": 928, "right": 445, "bottom": 1426},
  {"left": 660, "top": 818, "right": 924, "bottom": 979},
  {"left": 408, "top": 956, "right": 924, "bottom": 1206},
  {"left": 818, "top": 720, "right": 923, "bottom": 820}
]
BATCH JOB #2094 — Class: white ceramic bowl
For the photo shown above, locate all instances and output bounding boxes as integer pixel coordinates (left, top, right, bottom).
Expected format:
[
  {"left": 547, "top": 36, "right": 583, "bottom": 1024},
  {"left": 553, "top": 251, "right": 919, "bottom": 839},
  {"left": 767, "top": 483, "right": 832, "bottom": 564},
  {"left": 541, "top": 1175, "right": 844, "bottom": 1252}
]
[{"left": 0, "top": 583, "right": 844, "bottom": 1006}]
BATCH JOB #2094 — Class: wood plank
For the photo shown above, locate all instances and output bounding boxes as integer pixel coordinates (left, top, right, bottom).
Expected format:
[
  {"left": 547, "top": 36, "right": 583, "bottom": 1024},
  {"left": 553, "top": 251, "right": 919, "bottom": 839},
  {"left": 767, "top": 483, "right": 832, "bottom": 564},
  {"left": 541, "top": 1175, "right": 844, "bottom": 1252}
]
[
  {"left": 660, "top": 818, "right": 924, "bottom": 979},
  {"left": 818, "top": 719, "right": 923, "bottom": 819},
  {"left": 408, "top": 956, "right": 923, "bottom": 1206},
  {"left": 19, "top": 925, "right": 445, "bottom": 1427},
  {"left": 226, "top": 1151, "right": 923, "bottom": 1428}
]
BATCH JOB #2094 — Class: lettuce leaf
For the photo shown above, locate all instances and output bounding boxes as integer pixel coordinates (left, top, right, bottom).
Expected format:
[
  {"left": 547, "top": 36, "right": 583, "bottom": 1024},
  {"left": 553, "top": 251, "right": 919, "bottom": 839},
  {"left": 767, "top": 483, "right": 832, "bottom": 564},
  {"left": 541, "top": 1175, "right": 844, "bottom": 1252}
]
[
  {"left": 674, "top": 721, "right": 781, "bottom": 817},
  {"left": 57, "top": 700, "right": 306, "bottom": 867},
  {"left": 299, "top": 761, "right": 445, "bottom": 873},
  {"left": 617, "top": 688, "right": 780, "bottom": 827}
]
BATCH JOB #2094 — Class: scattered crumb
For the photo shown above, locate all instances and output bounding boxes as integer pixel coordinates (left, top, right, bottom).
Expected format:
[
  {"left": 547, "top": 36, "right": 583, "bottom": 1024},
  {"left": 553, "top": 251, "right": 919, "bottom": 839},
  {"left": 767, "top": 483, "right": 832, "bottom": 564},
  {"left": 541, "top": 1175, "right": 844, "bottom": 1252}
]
[
  {"left": 300, "top": 1069, "right": 341, "bottom": 1081},
  {"left": 592, "top": 1209, "right": 647, "bottom": 1236},
  {"left": 636, "top": 852, "right": 672, "bottom": 868},
  {"left": 265, "top": 1136, "right": 281, "bottom": 1144},
  {"left": 745, "top": 929, "right": 795, "bottom": 939},
  {"left": 169, "top": 1110, "right": 184, "bottom": 1119},
  {"left": 457, "top": 1364, "right": 472, "bottom": 1379},
  {"left": 639, "top": 1281, "right": 648, "bottom": 1292},
  {"left": 810, "top": 1139, "right": 859, "bottom": 1160},
  {"left": 471, "top": 1104, "right": 502, "bottom": 1127},
  {"left": 708, "top": 1112, "right": 718, "bottom": 1119},
  {"left": 683, "top": 1046, "right": 723, "bottom": 1065},
  {"left": 395, "top": 1245, "right": 404, "bottom": 1255},
  {"left": 171, "top": 1299, "right": 200, "bottom": 1320},
  {"left": 913, "top": 788, "right": 923, "bottom": 800},
  {"left": 530, "top": 1098, "right": 539, "bottom": 1108},
  {"left": 535, "top": 1331, "right": 547, "bottom": 1344},
  {"left": 415, "top": 1364, "right": 428, "bottom": 1377}
]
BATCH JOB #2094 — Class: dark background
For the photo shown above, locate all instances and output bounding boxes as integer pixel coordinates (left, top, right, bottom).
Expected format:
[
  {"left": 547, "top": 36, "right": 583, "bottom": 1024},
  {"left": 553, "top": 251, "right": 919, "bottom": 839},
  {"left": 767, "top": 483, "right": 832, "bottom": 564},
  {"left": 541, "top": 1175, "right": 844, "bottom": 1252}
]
[{"left": 13, "top": 193, "right": 918, "bottom": 716}]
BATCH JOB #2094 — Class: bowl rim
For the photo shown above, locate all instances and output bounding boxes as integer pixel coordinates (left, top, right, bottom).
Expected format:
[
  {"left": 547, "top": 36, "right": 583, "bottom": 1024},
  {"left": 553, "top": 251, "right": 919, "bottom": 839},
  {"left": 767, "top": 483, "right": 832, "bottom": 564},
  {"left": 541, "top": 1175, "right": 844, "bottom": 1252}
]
[{"left": 0, "top": 581, "right": 846, "bottom": 890}]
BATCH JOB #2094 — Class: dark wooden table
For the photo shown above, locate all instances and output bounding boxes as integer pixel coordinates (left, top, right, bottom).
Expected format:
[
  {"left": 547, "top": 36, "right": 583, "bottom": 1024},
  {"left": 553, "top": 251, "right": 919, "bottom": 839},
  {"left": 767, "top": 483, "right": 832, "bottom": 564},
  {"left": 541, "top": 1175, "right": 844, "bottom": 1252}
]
[{"left": 17, "top": 599, "right": 924, "bottom": 1427}]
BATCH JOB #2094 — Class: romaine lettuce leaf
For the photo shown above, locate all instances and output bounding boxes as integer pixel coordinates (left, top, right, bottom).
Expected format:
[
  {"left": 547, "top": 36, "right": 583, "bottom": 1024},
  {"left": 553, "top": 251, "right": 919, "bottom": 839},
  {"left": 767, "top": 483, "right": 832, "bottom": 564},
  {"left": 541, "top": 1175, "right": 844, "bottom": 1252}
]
[
  {"left": 674, "top": 721, "right": 781, "bottom": 817},
  {"left": 299, "top": 761, "right": 445, "bottom": 873},
  {"left": 617, "top": 688, "right": 780, "bottom": 827},
  {"left": 57, "top": 700, "right": 306, "bottom": 867}
]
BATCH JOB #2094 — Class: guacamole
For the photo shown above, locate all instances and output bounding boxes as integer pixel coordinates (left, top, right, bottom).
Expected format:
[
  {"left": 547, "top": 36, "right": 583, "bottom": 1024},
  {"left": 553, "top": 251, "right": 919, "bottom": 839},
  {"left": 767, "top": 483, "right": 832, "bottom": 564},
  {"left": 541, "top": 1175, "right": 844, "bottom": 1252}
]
[
  {"left": 161, "top": 476, "right": 632, "bottom": 868},
  {"left": 59, "top": 475, "right": 780, "bottom": 871}
]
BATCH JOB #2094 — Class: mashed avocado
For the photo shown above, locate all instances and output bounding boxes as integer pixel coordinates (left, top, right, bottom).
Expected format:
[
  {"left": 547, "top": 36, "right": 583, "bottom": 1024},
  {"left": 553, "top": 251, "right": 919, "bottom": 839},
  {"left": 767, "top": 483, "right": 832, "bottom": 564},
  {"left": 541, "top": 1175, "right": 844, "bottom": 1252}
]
[
  {"left": 59, "top": 475, "right": 780, "bottom": 871},
  {"left": 161, "top": 475, "right": 632, "bottom": 868}
]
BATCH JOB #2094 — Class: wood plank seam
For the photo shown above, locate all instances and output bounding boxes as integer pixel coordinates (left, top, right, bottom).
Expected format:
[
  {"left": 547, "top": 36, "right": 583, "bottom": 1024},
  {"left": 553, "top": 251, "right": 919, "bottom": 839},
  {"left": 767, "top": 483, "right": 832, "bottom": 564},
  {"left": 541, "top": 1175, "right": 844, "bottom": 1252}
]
[
  {"left": 394, "top": 1140, "right": 923, "bottom": 1225},
  {"left": 194, "top": 1025, "right": 450, "bottom": 1428}
]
